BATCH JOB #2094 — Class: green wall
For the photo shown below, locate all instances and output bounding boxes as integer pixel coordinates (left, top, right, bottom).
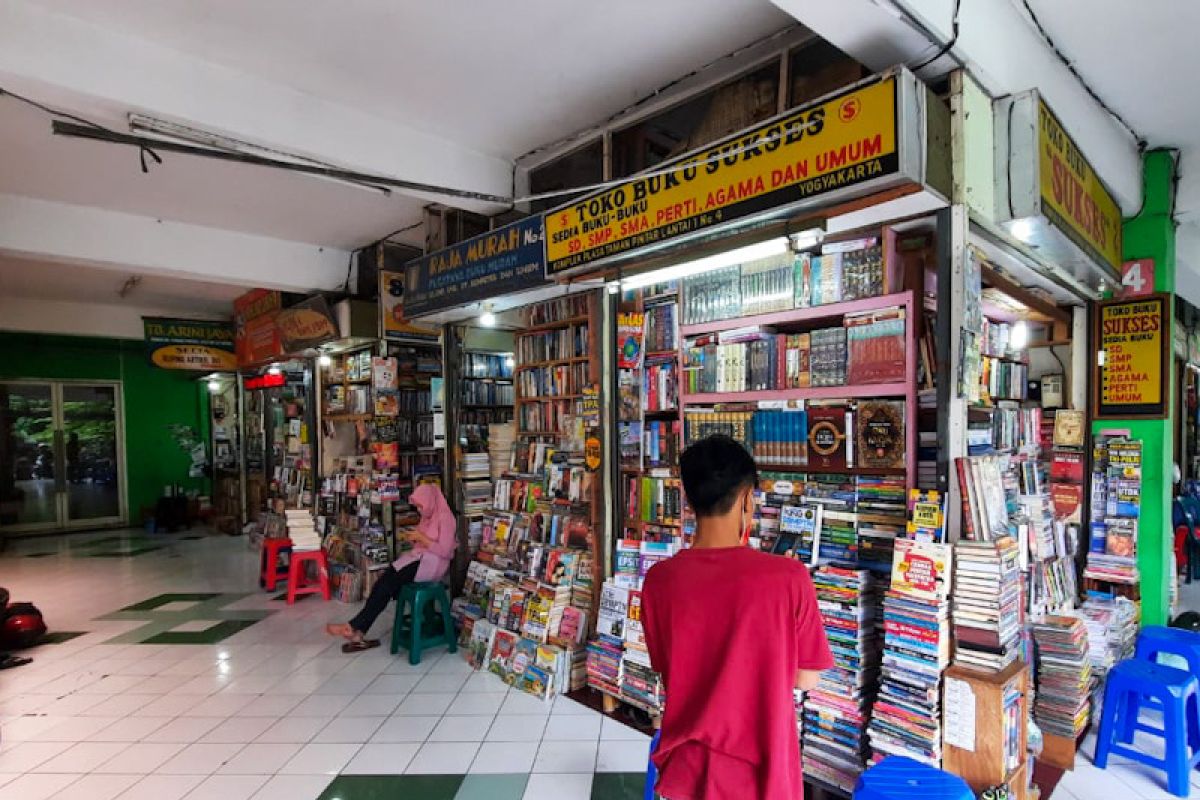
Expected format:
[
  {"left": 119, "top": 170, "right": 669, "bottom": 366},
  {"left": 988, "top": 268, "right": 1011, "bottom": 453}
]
[{"left": 0, "top": 332, "right": 211, "bottom": 523}]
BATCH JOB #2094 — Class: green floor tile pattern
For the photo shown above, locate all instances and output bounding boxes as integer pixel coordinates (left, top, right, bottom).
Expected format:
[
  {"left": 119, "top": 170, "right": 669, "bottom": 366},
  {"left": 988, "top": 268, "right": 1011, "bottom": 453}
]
[
  {"left": 315, "top": 773, "right": 645, "bottom": 800},
  {"left": 23, "top": 534, "right": 165, "bottom": 558},
  {"left": 95, "top": 592, "right": 274, "bottom": 644}
]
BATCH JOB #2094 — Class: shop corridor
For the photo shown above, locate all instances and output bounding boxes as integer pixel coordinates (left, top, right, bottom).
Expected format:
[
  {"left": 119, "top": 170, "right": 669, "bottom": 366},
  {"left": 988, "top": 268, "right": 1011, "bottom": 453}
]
[{"left": 0, "top": 530, "right": 650, "bottom": 800}]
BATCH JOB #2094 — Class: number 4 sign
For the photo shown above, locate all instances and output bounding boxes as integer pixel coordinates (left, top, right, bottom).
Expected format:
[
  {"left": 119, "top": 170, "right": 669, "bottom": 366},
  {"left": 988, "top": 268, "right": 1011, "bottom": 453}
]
[{"left": 1120, "top": 259, "right": 1155, "bottom": 298}]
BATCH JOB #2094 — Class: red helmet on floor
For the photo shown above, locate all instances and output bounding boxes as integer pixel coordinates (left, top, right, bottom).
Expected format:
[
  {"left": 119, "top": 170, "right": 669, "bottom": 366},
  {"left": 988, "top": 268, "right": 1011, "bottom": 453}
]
[{"left": 0, "top": 601, "right": 47, "bottom": 650}]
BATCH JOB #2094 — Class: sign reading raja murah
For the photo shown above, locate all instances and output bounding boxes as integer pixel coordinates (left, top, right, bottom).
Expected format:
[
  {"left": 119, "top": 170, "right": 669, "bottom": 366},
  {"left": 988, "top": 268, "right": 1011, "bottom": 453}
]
[
  {"left": 404, "top": 216, "right": 546, "bottom": 316},
  {"left": 545, "top": 74, "right": 905, "bottom": 276},
  {"left": 143, "top": 317, "right": 237, "bottom": 371},
  {"left": 1095, "top": 293, "right": 1170, "bottom": 418}
]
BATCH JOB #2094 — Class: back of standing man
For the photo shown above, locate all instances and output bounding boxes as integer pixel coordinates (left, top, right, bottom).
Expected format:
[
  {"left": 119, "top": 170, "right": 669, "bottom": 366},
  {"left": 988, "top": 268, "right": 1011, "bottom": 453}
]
[{"left": 642, "top": 435, "right": 833, "bottom": 799}]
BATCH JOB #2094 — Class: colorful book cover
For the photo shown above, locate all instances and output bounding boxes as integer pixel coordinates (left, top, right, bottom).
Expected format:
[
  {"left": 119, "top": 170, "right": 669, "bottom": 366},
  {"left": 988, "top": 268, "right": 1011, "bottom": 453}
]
[
  {"left": 625, "top": 590, "right": 645, "bottom": 648},
  {"left": 891, "top": 538, "right": 952, "bottom": 602},
  {"left": 467, "top": 620, "right": 496, "bottom": 670},
  {"left": 1052, "top": 409, "right": 1085, "bottom": 448},
  {"left": 779, "top": 504, "right": 822, "bottom": 565},
  {"left": 597, "top": 583, "right": 630, "bottom": 638},
  {"left": 856, "top": 400, "right": 905, "bottom": 470},
  {"left": 617, "top": 313, "right": 645, "bottom": 369},
  {"left": 518, "top": 664, "right": 553, "bottom": 700},
  {"left": 556, "top": 606, "right": 586, "bottom": 645},
  {"left": 1051, "top": 483, "right": 1083, "bottom": 524},
  {"left": 906, "top": 489, "right": 945, "bottom": 542},
  {"left": 1104, "top": 518, "right": 1137, "bottom": 558},
  {"left": 807, "top": 405, "right": 848, "bottom": 471},
  {"left": 487, "top": 629, "right": 520, "bottom": 681}
]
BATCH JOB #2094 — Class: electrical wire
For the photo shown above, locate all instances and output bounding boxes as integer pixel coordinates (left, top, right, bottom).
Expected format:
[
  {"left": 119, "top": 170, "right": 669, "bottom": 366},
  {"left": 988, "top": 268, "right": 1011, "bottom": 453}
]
[
  {"left": 1019, "top": 0, "right": 1146, "bottom": 152},
  {"left": 908, "top": 0, "right": 963, "bottom": 72}
]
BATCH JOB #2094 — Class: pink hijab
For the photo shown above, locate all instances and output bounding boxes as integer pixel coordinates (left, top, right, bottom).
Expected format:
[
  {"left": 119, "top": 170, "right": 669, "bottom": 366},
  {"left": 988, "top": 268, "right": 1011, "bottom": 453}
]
[{"left": 394, "top": 483, "right": 457, "bottom": 581}]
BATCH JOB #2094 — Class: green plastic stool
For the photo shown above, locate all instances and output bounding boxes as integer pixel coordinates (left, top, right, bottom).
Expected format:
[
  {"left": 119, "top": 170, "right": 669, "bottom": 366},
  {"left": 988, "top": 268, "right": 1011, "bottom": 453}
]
[{"left": 391, "top": 581, "right": 457, "bottom": 665}]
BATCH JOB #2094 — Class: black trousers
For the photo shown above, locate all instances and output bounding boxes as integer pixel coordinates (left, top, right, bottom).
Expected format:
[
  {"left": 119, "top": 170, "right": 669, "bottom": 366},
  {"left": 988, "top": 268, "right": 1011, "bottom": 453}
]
[{"left": 349, "top": 560, "right": 420, "bottom": 635}]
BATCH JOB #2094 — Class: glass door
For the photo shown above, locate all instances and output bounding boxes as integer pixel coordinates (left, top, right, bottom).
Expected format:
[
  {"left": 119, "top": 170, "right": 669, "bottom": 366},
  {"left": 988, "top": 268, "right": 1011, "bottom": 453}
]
[{"left": 0, "top": 381, "right": 126, "bottom": 532}]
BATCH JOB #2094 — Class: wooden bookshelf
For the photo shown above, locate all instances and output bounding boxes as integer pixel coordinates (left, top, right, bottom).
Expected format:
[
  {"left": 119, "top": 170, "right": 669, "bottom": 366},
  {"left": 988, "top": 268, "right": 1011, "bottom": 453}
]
[
  {"left": 942, "top": 661, "right": 1030, "bottom": 800},
  {"left": 680, "top": 290, "right": 913, "bottom": 338}
]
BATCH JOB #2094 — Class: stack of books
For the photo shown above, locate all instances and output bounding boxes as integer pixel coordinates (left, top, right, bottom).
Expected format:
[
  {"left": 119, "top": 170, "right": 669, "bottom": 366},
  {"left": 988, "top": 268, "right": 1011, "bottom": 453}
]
[
  {"left": 917, "top": 389, "right": 938, "bottom": 490},
  {"left": 802, "top": 567, "right": 882, "bottom": 791},
  {"left": 868, "top": 538, "right": 952, "bottom": 768},
  {"left": 951, "top": 537, "right": 1023, "bottom": 672},
  {"left": 488, "top": 422, "right": 516, "bottom": 482},
  {"left": 1079, "top": 595, "right": 1138, "bottom": 677},
  {"left": 1031, "top": 616, "right": 1092, "bottom": 739},
  {"left": 285, "top": 509, "right": 322, "bottom": 551},
  {"left": 586, "top": 634, "right": 623, "bottom": 697}
]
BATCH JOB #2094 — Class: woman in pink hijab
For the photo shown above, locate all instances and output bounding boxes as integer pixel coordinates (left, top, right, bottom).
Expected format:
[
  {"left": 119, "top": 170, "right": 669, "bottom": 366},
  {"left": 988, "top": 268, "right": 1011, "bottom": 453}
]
[{"left": 326, "top": 483, "right": 457, "bottom": 650}]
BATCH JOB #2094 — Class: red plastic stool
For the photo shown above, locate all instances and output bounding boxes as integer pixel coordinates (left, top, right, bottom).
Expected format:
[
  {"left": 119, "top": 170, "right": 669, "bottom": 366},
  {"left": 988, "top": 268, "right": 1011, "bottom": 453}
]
[
  {"left": 286, "top": 549, "right": 331, "bottom": 604},
  {"left": 260, "top": 537, "right": 293, "bottom": 592}
]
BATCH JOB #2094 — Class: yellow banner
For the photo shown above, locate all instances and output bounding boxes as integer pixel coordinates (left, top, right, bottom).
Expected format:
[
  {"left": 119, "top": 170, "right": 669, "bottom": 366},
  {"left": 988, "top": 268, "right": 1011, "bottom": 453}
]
[
  {"left": 545, "top": 76, "right": 899, "bottom": 275},
  {"left": 1038, "top": 99, "right": 1123, "bottom": 272},
  {"left": 1099, "top": 296, "right": 1165, "bottom": 414}
]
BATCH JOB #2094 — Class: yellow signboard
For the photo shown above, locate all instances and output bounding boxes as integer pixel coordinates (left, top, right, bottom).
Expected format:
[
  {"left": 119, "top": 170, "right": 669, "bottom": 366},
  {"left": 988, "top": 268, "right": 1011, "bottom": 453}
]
[
  {"left": 379, "top": 269, "right": 441, "bottom": 342},
  {"left": 545, "top": 76, "right": 900, "bottom": 275},
  {"left": 1096, "top": 294, "right": 1168, "bottom": 418},
  {"left": 1038, "top": 99, "right": 1123, "bottom": 273}
]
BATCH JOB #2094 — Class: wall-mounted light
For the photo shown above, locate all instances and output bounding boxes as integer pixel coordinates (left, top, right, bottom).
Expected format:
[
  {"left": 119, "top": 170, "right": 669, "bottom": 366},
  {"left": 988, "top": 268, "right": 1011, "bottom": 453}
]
[
  {"left": 207, "top": 379, "right": 221, "bottom": 393},
  {"left": 1010, "top": 320, "right": 1029, "bottom": 350},
  {"left": 267, "top": 364, "right": 282, "bottom": 376},
  {"left": 317, "top": 353, "right": 333, "bottom": 368},
  {"left": 479, "top": 304, "right": 496, "bottom": 328}
]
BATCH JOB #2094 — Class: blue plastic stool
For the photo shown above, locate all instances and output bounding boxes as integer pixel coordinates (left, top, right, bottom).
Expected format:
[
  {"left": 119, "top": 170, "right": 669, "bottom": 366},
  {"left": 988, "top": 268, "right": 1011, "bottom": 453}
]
[
  {"left": 390, "top": 581, "right": 457, "bottom": 665},
  {"left": 853, "top": 756, "right": 973, "bottom": 800},
  {"left": 643, "top": 729, "right": 661, "bottom": 800},
  {"left": 1138, "top": 626, "right": 1200, "bottom": 675},
  {"left": 1095, "top": 659, "right": 1200, "bottom": 797}
]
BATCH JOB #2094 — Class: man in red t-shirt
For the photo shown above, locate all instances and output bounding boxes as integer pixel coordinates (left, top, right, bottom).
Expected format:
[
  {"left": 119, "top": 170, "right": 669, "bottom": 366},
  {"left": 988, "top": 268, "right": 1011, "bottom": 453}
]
[{"left": 643, "top": 435, "right": 833, "bottom": 799}]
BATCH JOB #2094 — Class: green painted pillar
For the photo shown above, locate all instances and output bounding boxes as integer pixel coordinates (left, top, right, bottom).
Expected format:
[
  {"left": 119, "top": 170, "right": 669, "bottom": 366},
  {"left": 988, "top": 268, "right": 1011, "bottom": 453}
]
[{"left": 1100, "top": 149, "right": 1176, "bottom": 625}]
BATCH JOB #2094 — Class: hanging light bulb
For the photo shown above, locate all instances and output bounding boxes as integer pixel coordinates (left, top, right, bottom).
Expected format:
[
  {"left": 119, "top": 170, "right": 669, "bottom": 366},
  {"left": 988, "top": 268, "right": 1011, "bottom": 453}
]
[
  {"left": 206, "top": 379, "right": 221, "bottom": 393},
  {"left": 479, "top": 304, "right": 496, "bottom": 328},
  {"left": 317, "top": 353, "right": 333, "bottom": 368}
]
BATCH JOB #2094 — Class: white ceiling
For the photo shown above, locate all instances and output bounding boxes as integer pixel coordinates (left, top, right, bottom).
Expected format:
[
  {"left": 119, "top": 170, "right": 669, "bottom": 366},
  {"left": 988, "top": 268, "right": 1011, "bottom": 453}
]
[
  {"left": 35, "top": 0, "right": 792, "bottom": 159},
  {"left": 1013, "top": 0, "right": 1200, "bottom": 274},
  {"left": 0, "top": 254, "right": 241, "bottom": 315}
]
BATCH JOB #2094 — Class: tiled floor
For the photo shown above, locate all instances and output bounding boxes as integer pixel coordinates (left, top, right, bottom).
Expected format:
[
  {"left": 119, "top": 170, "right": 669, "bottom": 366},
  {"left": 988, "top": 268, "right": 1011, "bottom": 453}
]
[{"left": 0, "top": 528, "right": 649, "bottom": 800}]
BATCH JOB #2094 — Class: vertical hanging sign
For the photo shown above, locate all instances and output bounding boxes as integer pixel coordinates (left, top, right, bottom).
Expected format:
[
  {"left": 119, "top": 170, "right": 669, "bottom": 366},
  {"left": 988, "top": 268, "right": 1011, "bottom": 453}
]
[{"left": 1094, "top": 293, "right": 1170, "bottom": 418}]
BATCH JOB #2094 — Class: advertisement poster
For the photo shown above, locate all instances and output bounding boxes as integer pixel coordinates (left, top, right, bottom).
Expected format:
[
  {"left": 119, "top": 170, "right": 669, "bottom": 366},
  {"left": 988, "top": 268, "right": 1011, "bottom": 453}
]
[
  {"left": 275, "top": 295, "right": 339, "bottom": 352},
  {"left": 1095, "top": 294, "right": 1169, "bottom": 417},
  {"left": 403, "top": 216, "right": 546, "bottom": 316},
  {"left": 545, "top": 76, "right": 900, "bottom": 275},
  {"left": 379, "top": 269, "right": 441, "bottom": 342},
  {"left": 233, "top": 288, "right": 282, "bottom": 366},
  {"left": 143, "top": 317, "right": 237, "bottom": 371},
  {"left": 890, "top": 538, "right": 952, "bottom": 602}
]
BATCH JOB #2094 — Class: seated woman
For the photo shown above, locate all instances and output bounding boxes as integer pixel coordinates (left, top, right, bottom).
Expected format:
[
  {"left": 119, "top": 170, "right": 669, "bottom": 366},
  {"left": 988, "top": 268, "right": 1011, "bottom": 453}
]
[{"left": 326, "top": 483, "right": 457, "bottom": 651}]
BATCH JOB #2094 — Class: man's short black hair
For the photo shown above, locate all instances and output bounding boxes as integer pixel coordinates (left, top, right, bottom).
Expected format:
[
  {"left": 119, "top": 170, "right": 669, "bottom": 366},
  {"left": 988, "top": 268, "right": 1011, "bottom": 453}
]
[{"left": 680, "top": 434, "right": 759, "bottom": 518}]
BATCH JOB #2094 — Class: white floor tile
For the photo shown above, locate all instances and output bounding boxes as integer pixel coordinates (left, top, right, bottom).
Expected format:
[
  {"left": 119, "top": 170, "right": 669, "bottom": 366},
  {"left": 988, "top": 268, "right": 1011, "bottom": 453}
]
[
  {"left": 543, "top": 714, "right": 602, "bottom": 741},
  {"left": 32, "top": 741, "right": 130, "bottom": 773},
  {"left": 498, "top": 691, "right": 553, "bottom": 716},
  {"left": 201, "top": 717, "right": 279, "bottom": 744},
  {"left": 470, "top": 741, "right": 539, "bottom": 774},
  {"left": 363, "top": 674, "right": 421, "bottom": 695},
  {"left": 314, "top": 674, "right": 375, "bottom": 695},
  {"left": 38, "top": 693, "right": 110, "bottom": 716},
  {"left": 341, "top": 693, "right": 402, "bottom": 716},
  {"left": 551, "top": 697, "right": 600, "bottom": 717},
  {"left": 82, "top": 694, "right": 159, "bottom": 717},
  {"left": 533, "top": 739, "right": 598, "bottom": 774},
  {"left": 30, "top": 715, "right": 122, "bottom": 741},
  {"left": 342, "top": 742, "right": 420, "bottom": 774},
  {"left": 233, "top": 695, "right": 303, "bottom": 718},
  {"left": 0, "top": 742, "right": 74, "bottom": 772},
  {"left": 446, "top": 692, "right": 505, "bottom": 716},
  {"left": 94, "top": 742, "right": 185, "bottom": 774},
  {"left": 428, "top": 715, "right": 494, "bottom": 743},
  {"left": 147, "top": 717, "right": 223, "bottom": 744},
  {"left": 217, "top": 743, "right": 303, "bottom": 775},
  {"left": 288, "top": 694, "right": 355, "bottom": 717},
  {"left": 599, "top": 716, "right": 651, "bottom": 741},
  {"left": 0, "top": 716, "right": 64, "bottom": 742},
  {"left": 78, "top": 675, "right": 146, "bottom": 695},
  {"left": 114, "top": 774, "right": 205, "bottom": 800},
  {"left": 255, "top": 716, "right": 332, "bottom": 744},
  {"left": 521, "top": 772, "right": 593, "bottom": 800},
  {"left": 394, "top": 692, "right": 456, "bottom": 717},
  {"left": 179, "top": 774, "right": 268, "bottom": 800},
  {"left": 53, "top": 773, "right": 141, "bottom": 800},
  {"left": 248, "top": 774, "right": 333, "bottom": 800},
  {"left": 460, "top": 673, "right": 510, "bottom": 694},
  {"left": 404, "top": 741, "right": 480, "bottom": 774},
  {"left": 411, "top": 672, "right": 469, "bottom": 694},
  {"left": 157, "top": 742, "right": 245, "bottom": 775},
  {"left": 0, "top": 772, "right": 81, "bottom": 800},
  {"left": 596, "top": 739, "right": 650, "bottom": 772},
  {"left": 180, "top": 694, "right": 251, "bottom": 718},
  {"left": 370, "top": 715, "right": 441, "bottom": 743},
  {"left": 277, "top": 743, "right": 360, "bottom": 775},
  {"left": 312, "top": 716, "right": 385, "bottom": 744},
  {"left": 485, "top": 715, "right": 549, "bottom": 743}
]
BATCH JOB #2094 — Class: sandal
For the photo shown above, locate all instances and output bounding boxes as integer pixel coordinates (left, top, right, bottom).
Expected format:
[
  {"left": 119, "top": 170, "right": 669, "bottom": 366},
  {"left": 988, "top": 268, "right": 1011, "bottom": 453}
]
[
  {"left": 341, "top": 639, "right": 381, "bottom": 654},
  {"left": 0, "top": 654, "right": 32, "bottom": 670}
]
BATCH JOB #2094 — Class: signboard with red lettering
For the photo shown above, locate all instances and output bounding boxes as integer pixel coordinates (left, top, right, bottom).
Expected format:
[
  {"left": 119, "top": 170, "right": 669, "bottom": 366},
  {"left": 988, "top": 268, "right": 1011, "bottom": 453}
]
[
  {"left": 1094, "top": 293, "right": 1169, "bottom": 418},
  {"left": 233, "top": 288, "right": 283, "bottom": 367},
  {"left": 1119, "top": 259, "right": 1155, "bottom": 298}
]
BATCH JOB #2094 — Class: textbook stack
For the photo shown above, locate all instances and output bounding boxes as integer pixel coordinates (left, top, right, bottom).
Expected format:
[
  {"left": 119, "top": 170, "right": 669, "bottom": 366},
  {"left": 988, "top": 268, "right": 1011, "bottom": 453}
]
[
  {"left": 802, "top": 567, "right": 882, "bottom": 792},
  {"left": 1031, "top": 616, "right": 1092, "bottom": 739},
  {"left": 868, "top": 539, "right": 952, "bottom": 768},
  {"left": 951, "top": 537, "right": 1023, "bottom": 673},
  {"left": 285, "top": 509, "right": 322, "bottom": 551}
]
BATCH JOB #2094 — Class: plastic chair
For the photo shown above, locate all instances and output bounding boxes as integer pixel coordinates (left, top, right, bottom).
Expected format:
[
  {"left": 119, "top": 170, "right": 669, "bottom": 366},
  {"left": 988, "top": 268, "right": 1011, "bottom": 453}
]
[
  {"left": 285, "top": 549, "right": 331, "bottom": 604},
  {"left": 853, "top": 755, "right": 973, "bottom": 800},
  {"left": 259, "top": 537, "right": 293, "bottom": 592},
  {"left": 1094, "top": 659, "right": 1200, "bottom": 797},
  {"left": 390, "top": 581, "right": 457, "bottom": 665},
  {"left": 644, "top": 729, "right": 661, "bottom": 800},
  {"left": 1138, "top": 626, "right": 1200, "bottom": 676}
]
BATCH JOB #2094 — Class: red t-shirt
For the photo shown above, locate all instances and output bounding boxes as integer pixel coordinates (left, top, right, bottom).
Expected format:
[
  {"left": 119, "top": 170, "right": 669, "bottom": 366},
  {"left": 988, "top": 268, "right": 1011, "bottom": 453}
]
[{"left": 642, "top": 546, "right": 833, "bottom": 800}]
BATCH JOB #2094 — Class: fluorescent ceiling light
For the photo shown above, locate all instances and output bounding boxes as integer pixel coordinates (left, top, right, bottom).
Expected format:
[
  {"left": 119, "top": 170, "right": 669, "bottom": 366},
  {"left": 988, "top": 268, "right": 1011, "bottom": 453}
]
[{"left": 620, "top": 230, "right": 822, "bottom": 290}]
